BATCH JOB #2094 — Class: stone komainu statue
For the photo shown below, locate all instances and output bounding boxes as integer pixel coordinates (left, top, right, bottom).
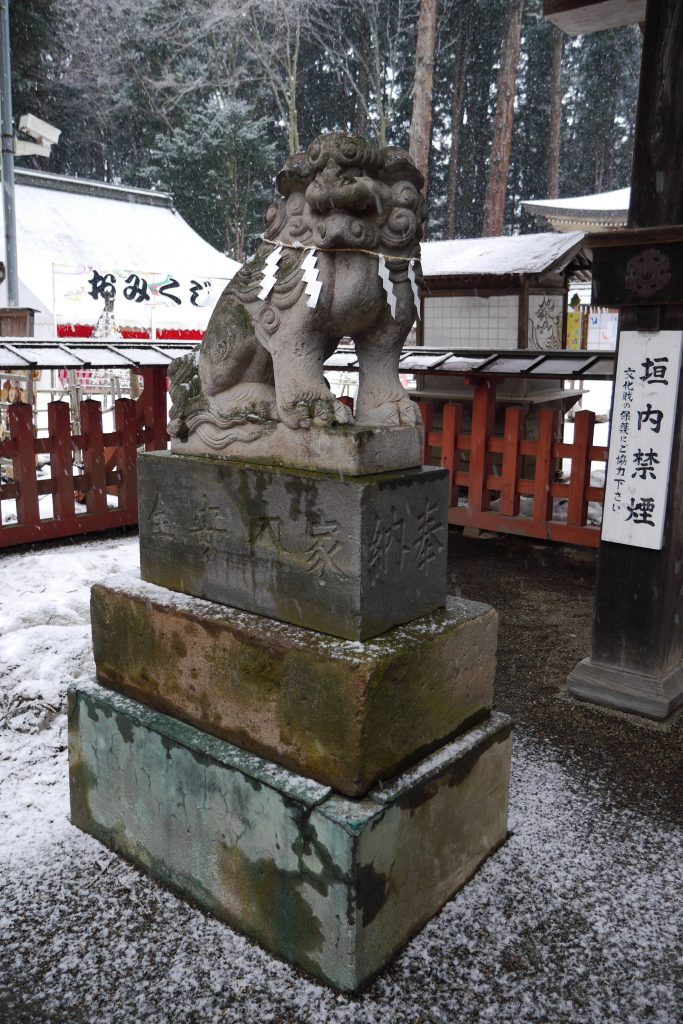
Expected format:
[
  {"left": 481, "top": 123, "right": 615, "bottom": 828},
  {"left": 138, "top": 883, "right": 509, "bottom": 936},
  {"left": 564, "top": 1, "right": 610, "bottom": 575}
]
[{"left": 169, "top": 131, "right": 426, "bottom": 447}]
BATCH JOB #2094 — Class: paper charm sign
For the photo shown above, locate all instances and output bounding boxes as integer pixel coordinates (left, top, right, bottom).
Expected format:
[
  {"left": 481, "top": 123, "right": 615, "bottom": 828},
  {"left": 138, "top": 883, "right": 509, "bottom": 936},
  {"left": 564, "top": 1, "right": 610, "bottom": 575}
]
[{"left": 601, "top": 330, "right": 683, "bottom": 550}]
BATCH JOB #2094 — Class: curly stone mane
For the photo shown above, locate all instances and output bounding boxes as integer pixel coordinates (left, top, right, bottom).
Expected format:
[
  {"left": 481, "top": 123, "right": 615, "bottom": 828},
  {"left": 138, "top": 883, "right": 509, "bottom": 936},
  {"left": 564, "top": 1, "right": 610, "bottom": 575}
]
[{"left": 262, "top": 133, "right": 426, "bottom": 258}]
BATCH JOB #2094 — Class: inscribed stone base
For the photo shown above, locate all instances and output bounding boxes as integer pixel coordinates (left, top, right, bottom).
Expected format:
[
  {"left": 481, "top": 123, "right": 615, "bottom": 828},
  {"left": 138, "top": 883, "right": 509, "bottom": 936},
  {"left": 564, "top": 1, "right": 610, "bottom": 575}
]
[
  {"left": 171, "top": 421, "right": 423, "bottom": 477},
  {"left": 138, "top": 452, "right": 448, "bottom": 640},
  {"left": 567, "top": 656, "right": 683, "bottom": 720},
  {"left": 91, "top": 573, "right": 497, "bottom": 796},
  {"left": 68, "top": 682, "right": 512, "bottom": 993}
]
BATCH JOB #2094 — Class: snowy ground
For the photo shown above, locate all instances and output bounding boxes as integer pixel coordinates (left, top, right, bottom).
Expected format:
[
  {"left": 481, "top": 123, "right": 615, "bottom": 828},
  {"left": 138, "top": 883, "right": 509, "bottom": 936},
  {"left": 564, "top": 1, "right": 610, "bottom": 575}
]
[{"left": 1, "top": 535, "right": 681, "bottom": 1023}]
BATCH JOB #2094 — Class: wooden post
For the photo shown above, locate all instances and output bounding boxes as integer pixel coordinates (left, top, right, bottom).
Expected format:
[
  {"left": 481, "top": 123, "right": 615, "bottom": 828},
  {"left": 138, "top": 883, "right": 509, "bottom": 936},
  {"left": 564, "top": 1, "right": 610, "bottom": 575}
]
[
  {"left": 532, "top": 408, "right": 557, "bottom": 527},
  {"left": 81, "top": 400, "right": 108, "bottom": 515},
  {"left": 139, "top": 367, "right": 168, "bottom": 451},
  {"left": 567, "top": 0, "right": 683, "bottom": 719},
  {"left": 115, "top": 398, "right": 138, "bottom": 512},
  {"left": 499, "top": 406, "right": 526, "bottom": 517},
  {"left": 48, "top": 401, "right": 75, "bottom": 521},
  {"left": 9, "top": 403, "right": 39, "bottom": 526},
  {"left": 566, "top": 410, "right": 594, "bottom": 527},
  {"left": 467, "top": 379, "right": 496, "bottom": 513},
  {"left": 440, "top": 403, "right": 462, "bottom": 504},
  {"left": 419, "top": 400, "right": 435, "bottom": 466}
]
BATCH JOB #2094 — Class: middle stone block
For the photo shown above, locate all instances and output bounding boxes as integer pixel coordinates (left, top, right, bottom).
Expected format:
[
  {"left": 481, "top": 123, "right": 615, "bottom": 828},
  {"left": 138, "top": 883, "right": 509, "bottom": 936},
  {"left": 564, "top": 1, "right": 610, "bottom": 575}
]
[
  {"left": 91, "top": 575, "right": 497, "bottom": 797},
  {"left": 138, "top": 452, "right": 448, "bottom": 640}
]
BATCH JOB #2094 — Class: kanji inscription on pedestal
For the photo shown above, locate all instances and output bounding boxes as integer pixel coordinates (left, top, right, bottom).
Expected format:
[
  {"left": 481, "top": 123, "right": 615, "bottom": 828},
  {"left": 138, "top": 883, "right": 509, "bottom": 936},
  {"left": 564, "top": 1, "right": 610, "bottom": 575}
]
[{"left": 602, "top": 330, "right": 683, "bottom": 550}]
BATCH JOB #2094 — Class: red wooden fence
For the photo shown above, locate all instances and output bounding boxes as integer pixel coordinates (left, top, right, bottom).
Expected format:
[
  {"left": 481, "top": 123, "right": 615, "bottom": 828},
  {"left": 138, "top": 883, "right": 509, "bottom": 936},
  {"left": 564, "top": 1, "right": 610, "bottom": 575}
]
[
  {"left": 420, "top": 379, "right": 608, "bottom": 548},
  {"left": 1, "top": 368, "right": 607, "bottom": 550},
  {"left": 0, "top": 367, "right": 167, "bottom": 548}
]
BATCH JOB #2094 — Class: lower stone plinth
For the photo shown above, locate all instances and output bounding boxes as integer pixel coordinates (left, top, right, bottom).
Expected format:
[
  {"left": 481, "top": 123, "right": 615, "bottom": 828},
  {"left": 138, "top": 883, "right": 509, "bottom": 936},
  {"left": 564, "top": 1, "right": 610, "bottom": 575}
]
[
  {"left": 137, "top": 452, "right": 448, "bottom": 641},
  {"left": 91, "top": 573, "right": 497, "bottom": 796},
  {"left": 68, "top": 682, "right": 512, "bottom": 992}
]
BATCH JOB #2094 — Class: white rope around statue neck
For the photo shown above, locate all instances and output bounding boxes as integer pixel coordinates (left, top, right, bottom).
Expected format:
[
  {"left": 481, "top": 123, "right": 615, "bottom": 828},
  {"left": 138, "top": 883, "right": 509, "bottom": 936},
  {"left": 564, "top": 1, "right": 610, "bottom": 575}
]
[
  {"left": 260, "top": 234, "right": 418, "bottom": 263},
  {"left": 258, "top": 235, "right": 421, "bottom": 318}
]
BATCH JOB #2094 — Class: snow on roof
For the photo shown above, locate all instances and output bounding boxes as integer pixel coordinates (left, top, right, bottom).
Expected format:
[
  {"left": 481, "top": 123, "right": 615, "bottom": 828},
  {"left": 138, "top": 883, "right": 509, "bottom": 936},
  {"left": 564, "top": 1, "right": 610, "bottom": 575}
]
[
  {"left": 522, "top": 189, "right": 630, "bottom": 232},
  {"left": 15, "top": 168, "right": 176, "bottom": 206},
  {"left": 421, "top": 231, "right": 585, "bottom": 279},
  {"left": 0, "top": 170, "right": 241, "bottom": 334},
  {"left": 522, "top": 188, "right": 630, "bottom": 214}
]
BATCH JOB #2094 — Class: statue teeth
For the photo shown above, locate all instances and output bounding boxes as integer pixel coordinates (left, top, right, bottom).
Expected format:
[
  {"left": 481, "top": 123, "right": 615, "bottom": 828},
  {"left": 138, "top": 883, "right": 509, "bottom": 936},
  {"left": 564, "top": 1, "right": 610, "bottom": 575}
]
[
  {"left": 258, "top": 245, "right": 283, "bottom": 300},
  {"left": 378, "top": 256, "right": 397, "bottom": 319},
  {"left": 301, "top": 249, "right": 323, "bottom": 309},
  {"left": 408, "top": 260, "right": 420, "bottom": 319}
]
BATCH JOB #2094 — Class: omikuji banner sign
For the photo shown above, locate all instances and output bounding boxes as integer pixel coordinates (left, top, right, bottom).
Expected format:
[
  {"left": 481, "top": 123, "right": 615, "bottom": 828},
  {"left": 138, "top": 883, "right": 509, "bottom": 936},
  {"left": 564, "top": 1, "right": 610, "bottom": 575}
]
[
  {"left": 52, "top": 264, "right": 232, "bottom": 324},
  {"left": 602, "top": 330, "right": 683, "bottom": 550}
]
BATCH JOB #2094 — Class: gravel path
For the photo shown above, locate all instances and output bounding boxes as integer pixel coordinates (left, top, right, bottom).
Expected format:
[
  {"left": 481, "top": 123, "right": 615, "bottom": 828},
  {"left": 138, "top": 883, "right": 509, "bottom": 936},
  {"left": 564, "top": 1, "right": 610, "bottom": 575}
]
[{"left": 1, "top": 531, "right": 681, "bottom": 1024}]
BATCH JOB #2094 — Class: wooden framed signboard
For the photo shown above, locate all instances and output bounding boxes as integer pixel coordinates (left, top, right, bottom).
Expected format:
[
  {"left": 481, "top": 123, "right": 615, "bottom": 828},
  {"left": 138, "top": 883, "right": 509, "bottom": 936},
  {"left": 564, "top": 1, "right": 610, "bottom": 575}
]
[{"left": 602, "top": 331, "right": 683, "bottom": 549}]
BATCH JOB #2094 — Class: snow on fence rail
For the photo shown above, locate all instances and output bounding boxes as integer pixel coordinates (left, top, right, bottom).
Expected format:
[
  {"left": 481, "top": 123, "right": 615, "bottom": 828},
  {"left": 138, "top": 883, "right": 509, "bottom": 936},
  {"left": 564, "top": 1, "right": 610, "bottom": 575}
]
[
  {"left": 420, "top": 385, "right": 608, "bottom": 548},
  {"left": 0, "top": 367, "right": 167, "bottom": 548}
]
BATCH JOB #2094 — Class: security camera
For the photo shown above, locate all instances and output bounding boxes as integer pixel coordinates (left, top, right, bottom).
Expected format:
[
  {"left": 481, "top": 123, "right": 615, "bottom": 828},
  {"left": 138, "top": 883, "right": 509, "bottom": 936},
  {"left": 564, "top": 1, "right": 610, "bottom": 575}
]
[{"left": 15, "top": 114, "right": 61, "bottom": 157}]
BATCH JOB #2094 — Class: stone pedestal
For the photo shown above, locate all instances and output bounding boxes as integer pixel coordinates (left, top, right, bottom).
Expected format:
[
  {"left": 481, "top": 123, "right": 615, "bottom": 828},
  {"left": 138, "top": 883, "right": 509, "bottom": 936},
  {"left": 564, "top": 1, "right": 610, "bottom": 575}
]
[
  {"left": 69, "top": 681, "right": 511, "bottom": 993},
  {"left": 70, "top": 443, "right": 511, "bottom": 990},
  {"left": 138, "top": 452, "right": 448, "bottom": 640},
  {"left": 91, "top": 573, "right": 497, "bottom": 796}
]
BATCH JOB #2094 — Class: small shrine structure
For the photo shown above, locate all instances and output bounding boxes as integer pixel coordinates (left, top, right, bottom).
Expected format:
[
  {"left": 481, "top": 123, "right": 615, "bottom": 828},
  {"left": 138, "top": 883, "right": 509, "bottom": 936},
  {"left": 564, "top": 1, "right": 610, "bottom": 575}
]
[{"left": 418, "top": 231, "right": 589, "bottom": 351}]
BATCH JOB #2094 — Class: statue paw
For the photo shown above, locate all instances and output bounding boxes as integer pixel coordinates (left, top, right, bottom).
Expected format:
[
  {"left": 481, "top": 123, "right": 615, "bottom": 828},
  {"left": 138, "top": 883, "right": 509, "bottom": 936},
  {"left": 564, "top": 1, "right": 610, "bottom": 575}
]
[
  {"left": 279, "top": 395, "right": 354, "bottom": 430},
  {"left": 396, "top": 396, "right": 421, "bottom": 426},
  {"left": 357, "top": 395, "right": 421, "bottom": 427},
  {"left": 209, "top": 384, "right": 279, "bottom": 425}
]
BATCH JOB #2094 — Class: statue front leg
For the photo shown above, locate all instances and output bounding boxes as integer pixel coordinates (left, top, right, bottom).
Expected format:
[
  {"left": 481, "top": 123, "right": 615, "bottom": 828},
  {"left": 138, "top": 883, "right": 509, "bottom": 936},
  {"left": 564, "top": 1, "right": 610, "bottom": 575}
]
[
  {"left": 354, "top": 309, "right": 421, "bottom": 428},
  {"left": 264, "top": 329, "right": 353, "bottom": 430}
]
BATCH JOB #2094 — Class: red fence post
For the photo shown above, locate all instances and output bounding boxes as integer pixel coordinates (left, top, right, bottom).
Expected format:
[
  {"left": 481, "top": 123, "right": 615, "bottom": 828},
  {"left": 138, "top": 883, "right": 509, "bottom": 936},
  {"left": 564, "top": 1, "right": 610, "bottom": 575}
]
[
  {"left": 440, "top": 402, "right": 462, "bottom": 504},
  {"left": 566, "top": 409, "right": 595, "bottom": 527},
  {"left": 532, "top": 408, "right": 558, "bottom": 527},
  {"left": 115, "top": 398, "right": 138, "bottom": 512},
  {"left": 419, "top": 400, "right": 434, "bottom": 465},
  {"left": 467, "top": 378, "right": 496, "bottom": 513},
  {"left": 499, "top": 406, "right": 526, "bottom": 517},
  {"left": 48, "top": 400, "right": 75, "bottom": 521},
  {"left": 337, "top": 395, "right": 354, "bottom": 413},
  {"left": 9, "top": 403, "right": 39, "bottom": 526},
  {"left": 139, "top": 367, "right": 168, "bottom": 451},
  {"left": 81, "top": 399, "right": 107, "bottom": 515}
]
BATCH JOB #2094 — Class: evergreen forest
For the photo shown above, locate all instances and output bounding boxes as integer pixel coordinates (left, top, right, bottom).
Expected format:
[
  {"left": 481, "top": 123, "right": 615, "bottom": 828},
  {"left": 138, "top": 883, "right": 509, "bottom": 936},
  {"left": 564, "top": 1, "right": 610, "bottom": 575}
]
[{"left": 12, "top": 0, "right": 642, "bottom": 259}]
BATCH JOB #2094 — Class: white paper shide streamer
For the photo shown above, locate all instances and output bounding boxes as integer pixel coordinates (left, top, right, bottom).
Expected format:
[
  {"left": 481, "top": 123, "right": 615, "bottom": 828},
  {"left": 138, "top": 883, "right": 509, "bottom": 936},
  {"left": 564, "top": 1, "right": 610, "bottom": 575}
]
[
  {"left": 258, "top": 244, "right": 283, "bottom": 300},
  {"left": 301, "top": 249, "right": 322, "bottom": 309},
  {"left": 378, "top": 255, "right": 397, "bottom": 319},
  {"left": 408, "top": 259, "right": 420, "bottom": 319}
]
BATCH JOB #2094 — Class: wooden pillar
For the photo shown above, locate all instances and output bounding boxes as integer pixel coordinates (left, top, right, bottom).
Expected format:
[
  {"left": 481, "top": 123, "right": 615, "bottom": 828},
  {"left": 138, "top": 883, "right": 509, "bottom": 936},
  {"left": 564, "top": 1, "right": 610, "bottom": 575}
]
[
  {"left": 81, "top": 400, "right": 108, "bottom": 516},
  {"left": 467, "top": 378, "right": 496, "bottom": 513},
  {"left": 567, "top": 0, "right": 683, "bottom": 719},
  {"left": 9, "top": 403, "right": 39, "bottom": 526},
  {"left": 115, "top": 398, "right": 138, "bottom": 512},
  {"left": 48, "top": 401, "right": 75, "bottom": 521},
  {"left": 139, "top": 367, "right": 168, "bottom": 451}
]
